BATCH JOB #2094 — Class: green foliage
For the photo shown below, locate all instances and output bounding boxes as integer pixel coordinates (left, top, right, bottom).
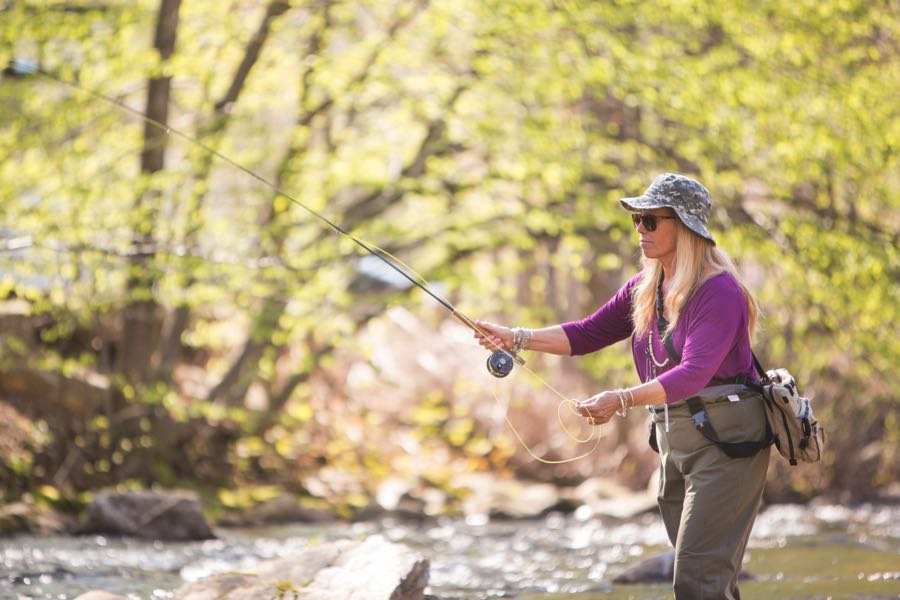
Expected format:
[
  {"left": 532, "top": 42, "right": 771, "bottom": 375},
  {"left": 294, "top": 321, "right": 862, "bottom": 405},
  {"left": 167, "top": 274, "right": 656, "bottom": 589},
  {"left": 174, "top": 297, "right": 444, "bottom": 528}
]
[{"left": 0, "top": 0, "right": 896, "bottom": 504}]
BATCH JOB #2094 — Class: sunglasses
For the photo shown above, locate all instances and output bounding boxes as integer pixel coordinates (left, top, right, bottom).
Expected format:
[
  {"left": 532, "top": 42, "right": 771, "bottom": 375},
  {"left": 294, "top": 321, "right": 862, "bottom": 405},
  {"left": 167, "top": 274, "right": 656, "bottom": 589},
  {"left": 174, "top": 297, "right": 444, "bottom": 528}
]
[{"left": 631, "top": 213, "right": 677, "bottom": 231}]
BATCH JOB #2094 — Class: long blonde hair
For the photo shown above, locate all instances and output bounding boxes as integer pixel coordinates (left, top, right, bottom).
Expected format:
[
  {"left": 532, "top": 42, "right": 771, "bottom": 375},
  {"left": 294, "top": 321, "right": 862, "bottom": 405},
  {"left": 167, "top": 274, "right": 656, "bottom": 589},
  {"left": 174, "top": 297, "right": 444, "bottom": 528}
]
[{"left": 631, "top": 222, "right": 760, "bottom": 340}]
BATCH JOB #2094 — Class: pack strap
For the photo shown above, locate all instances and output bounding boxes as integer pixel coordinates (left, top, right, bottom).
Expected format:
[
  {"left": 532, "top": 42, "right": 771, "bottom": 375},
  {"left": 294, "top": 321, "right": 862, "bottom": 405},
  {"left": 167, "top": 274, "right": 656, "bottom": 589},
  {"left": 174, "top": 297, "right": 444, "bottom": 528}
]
[{"left": 685, "top": 397, "right": 774, "bottom": 458}]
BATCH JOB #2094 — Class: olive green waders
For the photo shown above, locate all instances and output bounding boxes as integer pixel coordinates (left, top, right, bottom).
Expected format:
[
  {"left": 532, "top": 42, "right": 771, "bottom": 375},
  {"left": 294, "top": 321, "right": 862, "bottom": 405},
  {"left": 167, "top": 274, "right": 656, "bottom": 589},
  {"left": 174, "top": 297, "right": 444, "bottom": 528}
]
[{"left": 653, "top": 385, "right": 771, "bottom": 600}]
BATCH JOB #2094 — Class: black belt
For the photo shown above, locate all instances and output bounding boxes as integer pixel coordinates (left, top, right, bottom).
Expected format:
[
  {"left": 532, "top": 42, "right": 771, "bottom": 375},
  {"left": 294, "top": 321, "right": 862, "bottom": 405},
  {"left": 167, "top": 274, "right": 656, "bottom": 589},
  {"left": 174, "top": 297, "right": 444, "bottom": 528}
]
[
  {"left": 647, "top": 379, "right": 773, "bottom": 459},
  {"left": 684, "top": 396, "right": 773, "bottom": 458},
  {"left": 648, "top": 374, "right": 757, "bottom": 414}
]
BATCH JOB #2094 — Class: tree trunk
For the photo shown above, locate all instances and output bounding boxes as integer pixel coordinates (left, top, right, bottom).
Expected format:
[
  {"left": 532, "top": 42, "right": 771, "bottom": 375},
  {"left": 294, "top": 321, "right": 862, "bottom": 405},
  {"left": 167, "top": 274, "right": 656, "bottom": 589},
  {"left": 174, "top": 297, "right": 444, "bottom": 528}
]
[
  {"left": 205, "top": 1, "right": 434, "bottom": 409},
  {"left": 205, "top": 297, "right": 284, "bottom": 406},
  {"left": 157, "top": 0, "right": 293, "bottom": 377},
  {"left": 118, "top": 0, "right": 181, "bottom": 383}
]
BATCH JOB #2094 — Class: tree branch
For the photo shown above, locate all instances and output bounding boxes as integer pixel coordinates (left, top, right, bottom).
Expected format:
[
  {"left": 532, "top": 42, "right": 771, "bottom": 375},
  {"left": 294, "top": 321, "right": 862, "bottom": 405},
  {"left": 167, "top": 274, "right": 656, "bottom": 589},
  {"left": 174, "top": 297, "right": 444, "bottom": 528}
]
[{"left": 213, "top": 0, "right": 291, "bottom": 114}]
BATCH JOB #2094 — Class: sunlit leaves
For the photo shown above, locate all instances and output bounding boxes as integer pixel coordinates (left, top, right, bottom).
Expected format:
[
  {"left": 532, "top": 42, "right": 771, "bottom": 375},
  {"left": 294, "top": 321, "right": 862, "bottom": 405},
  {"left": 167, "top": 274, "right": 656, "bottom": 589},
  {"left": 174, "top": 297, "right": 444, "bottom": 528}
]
[{"left": 0, "top": 0, "right": 897, "bottom": 502}]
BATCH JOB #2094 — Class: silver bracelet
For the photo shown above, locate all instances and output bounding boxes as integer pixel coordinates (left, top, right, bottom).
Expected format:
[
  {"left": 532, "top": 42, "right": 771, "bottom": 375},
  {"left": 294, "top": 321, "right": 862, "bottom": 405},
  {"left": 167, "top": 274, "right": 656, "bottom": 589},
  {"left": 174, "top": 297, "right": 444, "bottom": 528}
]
[
  {"left": 615, "top": 388, "right": 634, "bottom": 417},
  {"left": 510, "top": 327, "right": 532, "bottom": 353},
  {"left": 615, "top": 390, "right": 623, "bottom": 416}
]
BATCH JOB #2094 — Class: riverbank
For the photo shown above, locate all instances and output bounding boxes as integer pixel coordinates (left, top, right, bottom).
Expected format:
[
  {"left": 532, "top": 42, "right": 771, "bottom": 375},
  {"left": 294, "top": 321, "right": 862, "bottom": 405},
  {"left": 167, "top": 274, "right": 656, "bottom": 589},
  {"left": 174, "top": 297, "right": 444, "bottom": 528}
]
[
  {"left": 0, "top": 473, "right": 662, "bottom": 538},
  {"left": 3, "top": 502, "right": 899, "bottom": 599}
]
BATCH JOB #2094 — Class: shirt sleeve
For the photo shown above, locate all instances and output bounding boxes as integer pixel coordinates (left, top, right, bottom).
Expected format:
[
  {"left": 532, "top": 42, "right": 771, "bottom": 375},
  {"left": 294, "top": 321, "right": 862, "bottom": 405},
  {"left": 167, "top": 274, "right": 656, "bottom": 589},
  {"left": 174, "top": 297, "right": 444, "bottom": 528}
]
[
  {"left": 560, "top": 274, "right": 639, "bottom": 356},
  {"left": 656, "top": 277, "right": 747, "bottom": 403}
]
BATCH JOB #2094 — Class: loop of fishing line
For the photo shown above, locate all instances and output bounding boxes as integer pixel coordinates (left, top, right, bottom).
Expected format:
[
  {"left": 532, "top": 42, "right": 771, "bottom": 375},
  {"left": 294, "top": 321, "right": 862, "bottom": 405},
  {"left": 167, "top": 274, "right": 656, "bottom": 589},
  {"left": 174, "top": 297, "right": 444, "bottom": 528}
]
[
  {"left": 23, "top": 65, "right": 604, "bottom": 463},
  {"left": 361, "top": 244, "right": 605, "bottom": 464}
]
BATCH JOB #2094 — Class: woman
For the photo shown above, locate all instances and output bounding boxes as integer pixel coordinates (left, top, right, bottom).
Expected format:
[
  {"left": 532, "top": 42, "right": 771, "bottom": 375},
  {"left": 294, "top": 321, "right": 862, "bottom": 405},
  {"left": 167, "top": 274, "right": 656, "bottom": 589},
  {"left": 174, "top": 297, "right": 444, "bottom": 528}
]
[{"left": 475, "top": 173, "right": 770, "bottom": 600}]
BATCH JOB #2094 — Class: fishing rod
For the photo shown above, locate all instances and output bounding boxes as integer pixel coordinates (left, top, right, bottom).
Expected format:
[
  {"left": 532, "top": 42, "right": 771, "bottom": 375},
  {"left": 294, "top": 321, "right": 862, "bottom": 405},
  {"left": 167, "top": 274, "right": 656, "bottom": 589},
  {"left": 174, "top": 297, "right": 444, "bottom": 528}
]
[{"left": 5, "top": 59, "right": 524, "bottom": 377}]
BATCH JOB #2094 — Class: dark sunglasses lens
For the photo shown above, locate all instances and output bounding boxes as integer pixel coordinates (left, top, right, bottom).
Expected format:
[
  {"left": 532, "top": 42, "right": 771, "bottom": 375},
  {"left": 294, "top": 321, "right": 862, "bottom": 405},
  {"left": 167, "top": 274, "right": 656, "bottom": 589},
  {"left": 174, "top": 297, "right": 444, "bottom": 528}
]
[{"left": 631, "top": 214, "right": 658, "bottom": 231}]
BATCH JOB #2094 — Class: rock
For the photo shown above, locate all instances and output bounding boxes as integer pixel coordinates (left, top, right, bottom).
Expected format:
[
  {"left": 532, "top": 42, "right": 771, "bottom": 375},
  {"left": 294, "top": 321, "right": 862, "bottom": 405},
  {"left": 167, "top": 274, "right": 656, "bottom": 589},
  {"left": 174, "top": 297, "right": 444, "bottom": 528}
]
[
  {"left": 457, "top": 473, "right": 560, "bottom": 520},
  {"left": 613, "top": 550, "right": 675, "bottom": 584},
  {"left": 350, "top": 502, "right": 388, "bottom": 522},
  {"left": 560, "top": 476, "right": 658, "bottom": 520},
  {"left": 8, "top": 566, "right": 74, "bottom": 585},
  {"left": 491, "top": 480, "right": 559, "bottom": 519},
  {"left": 244, "top": 495, "right": 335, "bottom": 526},
  {"left": 376, "top": 477, "right": 415, "bottom": 512},
  {"left": 0, "top": 501, "right": 74, "bottom": 536},
  {"left": 73, "top": 593, "right": 128, "bottom": 600},
  {"left": 172, "top": 534, "right": 429, "bottom": 600},
  {"left": 567, "top": 476, "right": 635, "bottom": 504},
  {"left": 80, "top": 489, "right": 214, "bottom": 541},
  {"left": 0, "top": 365, "right": 112, "bottom": 420},
  {"left": 584, "top": 492, "right": 658, "bottom": 520},
  {"left": 876, "top": 481, "right": 900, "bottom": 502},
  {"left": 375, "top": 478, "right": 436, "bottom": 519},
  {"left": 614, "top": 550, "right": 754, "bottom": 584}
]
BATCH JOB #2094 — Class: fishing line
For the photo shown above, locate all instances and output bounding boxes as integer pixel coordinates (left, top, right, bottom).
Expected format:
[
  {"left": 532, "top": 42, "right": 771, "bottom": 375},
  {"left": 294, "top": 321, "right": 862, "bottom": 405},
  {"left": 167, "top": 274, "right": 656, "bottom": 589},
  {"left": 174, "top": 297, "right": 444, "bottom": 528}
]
[{"left": 15, "top": 63, "right": 604, "bottom": 463}]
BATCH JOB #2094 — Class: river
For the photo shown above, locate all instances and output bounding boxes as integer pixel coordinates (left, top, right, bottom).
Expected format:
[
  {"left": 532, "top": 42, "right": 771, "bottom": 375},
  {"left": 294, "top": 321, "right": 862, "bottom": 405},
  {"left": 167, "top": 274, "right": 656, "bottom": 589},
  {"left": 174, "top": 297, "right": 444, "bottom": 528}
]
[{"left": 2, "top": 503, "right": 899, "bottom": 599}]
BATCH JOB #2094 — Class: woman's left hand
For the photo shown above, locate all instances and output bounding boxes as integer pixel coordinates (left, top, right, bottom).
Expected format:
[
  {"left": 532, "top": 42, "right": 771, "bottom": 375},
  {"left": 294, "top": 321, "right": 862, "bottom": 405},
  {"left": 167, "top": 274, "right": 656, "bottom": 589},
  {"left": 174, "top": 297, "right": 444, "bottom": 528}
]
[{"left": 575, "top": 391, "right": 621, "bottom": 425}]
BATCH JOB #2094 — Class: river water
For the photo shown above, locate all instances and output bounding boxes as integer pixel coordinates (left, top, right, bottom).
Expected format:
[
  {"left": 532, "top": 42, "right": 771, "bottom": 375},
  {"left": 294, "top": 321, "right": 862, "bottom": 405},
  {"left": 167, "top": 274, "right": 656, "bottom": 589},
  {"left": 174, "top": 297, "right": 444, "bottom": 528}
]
[{"left": 2, "top": 503, "right": 899, "bottom": 599}]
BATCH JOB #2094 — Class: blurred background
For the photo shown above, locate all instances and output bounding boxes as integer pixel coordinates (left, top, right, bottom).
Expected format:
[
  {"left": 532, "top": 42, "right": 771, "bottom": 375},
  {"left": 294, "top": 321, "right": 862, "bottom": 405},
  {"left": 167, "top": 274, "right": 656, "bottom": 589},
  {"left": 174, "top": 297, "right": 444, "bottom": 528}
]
[{"left": 0, "top": 0, "right": 898, "bottom": 531}]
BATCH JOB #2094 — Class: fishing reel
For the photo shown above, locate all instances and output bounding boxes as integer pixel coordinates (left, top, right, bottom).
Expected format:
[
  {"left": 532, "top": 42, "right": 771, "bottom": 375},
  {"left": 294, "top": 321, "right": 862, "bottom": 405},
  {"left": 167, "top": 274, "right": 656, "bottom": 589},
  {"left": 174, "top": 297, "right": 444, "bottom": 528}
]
[{"left": 486, "top": 349, "right": 526, "bottom": 378}]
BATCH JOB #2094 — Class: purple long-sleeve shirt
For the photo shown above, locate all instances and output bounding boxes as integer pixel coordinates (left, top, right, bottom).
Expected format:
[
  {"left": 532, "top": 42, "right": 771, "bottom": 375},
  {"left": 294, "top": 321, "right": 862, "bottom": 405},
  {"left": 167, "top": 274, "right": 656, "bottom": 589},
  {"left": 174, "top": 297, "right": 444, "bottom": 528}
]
[{"left": 561, "top": 272, "right": 756, "bottom": 404}]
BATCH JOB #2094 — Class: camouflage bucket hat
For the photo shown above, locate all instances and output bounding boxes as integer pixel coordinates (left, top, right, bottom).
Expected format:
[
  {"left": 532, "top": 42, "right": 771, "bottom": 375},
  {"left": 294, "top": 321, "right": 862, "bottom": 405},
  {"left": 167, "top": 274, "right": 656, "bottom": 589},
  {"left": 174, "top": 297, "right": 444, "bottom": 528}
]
[{"left": 620, "top": 173, "right": 716, "bottom": 245}]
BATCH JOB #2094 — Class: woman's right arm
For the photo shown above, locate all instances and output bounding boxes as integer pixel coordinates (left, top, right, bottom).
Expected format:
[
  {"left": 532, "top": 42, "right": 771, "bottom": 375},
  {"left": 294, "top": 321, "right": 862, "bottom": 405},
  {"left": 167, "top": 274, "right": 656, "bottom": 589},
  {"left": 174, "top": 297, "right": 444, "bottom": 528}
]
[
  {"left": 474, "top": 322, "right": 571, "bottom": 355},
  {"left": 473, "top": 273, "right": 641, "bottom": 358}
]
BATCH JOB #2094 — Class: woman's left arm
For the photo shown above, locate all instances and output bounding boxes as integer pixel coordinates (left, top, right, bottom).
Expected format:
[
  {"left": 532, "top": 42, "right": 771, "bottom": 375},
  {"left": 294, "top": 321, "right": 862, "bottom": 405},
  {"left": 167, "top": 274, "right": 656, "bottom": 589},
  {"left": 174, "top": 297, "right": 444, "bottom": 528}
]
[
  {"left": 577, "top": 277, "right": 746, "bottom": 423},
  {"left": 575, "top": 379, "right": 666, "bottom": 424}
]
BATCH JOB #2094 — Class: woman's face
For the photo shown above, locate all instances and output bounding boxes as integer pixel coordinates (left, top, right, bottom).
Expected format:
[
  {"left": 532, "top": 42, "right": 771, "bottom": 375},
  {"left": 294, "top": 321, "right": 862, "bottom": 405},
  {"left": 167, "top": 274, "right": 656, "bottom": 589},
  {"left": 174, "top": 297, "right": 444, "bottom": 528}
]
[{"left": 633, "top": 208, "right": 679, "bottom": 262}]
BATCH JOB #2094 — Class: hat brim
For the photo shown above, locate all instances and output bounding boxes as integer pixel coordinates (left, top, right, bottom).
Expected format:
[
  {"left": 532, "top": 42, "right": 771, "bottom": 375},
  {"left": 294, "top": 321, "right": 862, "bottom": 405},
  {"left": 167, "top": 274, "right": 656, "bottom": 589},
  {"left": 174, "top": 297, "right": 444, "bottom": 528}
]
[
  {"left": 620, "top": 196, "right": 668, "bottom": 212},
  {"left": 619, "top": 197, "right": 716, "bottom": 246}
]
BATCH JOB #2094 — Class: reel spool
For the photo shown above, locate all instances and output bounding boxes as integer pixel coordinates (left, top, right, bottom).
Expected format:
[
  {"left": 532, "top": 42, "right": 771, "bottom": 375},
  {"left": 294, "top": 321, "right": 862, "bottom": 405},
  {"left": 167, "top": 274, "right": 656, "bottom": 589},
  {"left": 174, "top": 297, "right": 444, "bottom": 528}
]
[{"left": 486, "top": 349, "right": 525, "bottom": 378}]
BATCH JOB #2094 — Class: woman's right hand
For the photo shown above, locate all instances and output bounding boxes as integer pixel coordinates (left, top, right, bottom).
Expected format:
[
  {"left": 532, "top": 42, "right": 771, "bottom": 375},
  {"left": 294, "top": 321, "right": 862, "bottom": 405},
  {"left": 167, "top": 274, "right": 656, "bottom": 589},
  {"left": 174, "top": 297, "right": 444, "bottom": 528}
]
[
  {"left": 575, "top": 391, "right": 620, "bottom": 425},
  {"left": 473, "top": 320, "right": 512, "bottom": 351}
]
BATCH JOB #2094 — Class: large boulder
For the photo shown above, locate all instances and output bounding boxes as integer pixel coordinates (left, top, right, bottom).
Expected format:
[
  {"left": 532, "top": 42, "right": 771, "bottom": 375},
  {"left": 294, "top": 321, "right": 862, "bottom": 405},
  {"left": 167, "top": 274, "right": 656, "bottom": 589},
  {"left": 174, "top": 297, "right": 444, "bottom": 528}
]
[
  {"left": 80, "top": 490, "right": 214, "bottom": 540},
  {"left": 173, "top": 535, "right": 429, "bottom": 600}
]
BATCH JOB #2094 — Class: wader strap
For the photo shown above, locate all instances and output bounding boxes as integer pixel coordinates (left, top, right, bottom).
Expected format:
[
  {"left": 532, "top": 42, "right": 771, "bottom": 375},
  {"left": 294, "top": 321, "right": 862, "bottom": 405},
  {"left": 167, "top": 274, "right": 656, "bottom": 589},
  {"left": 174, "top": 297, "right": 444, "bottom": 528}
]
[
  {"left": 685, "top": 397, "right": 773, "bottom": 459},
  {"left": 648, "top": 420, "right": 659, "bottom": 453},
  {"left": 648, "top": 275, "right": 770, "bottom": 456},
  {"left": 655, "top": 276, "right": 767, "bottom": 390},
  {"left": 663, "top": 335, "right": 680, "bottom": 364}
]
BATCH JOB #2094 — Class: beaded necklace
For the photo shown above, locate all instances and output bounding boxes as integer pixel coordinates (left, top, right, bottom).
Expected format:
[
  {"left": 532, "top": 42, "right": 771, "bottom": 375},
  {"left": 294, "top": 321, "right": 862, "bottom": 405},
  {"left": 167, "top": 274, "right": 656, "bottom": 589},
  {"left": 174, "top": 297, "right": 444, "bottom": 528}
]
[{"left": 649, "top": 274, "right": 671, "bottom": 368}]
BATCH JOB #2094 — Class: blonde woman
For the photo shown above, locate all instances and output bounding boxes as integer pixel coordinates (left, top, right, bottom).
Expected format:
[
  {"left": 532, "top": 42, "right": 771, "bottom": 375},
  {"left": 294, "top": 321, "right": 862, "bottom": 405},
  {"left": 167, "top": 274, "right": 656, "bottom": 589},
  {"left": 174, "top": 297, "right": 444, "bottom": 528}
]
[{"left": 475, "top": 173, "right": 770, "bottom": 599}]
